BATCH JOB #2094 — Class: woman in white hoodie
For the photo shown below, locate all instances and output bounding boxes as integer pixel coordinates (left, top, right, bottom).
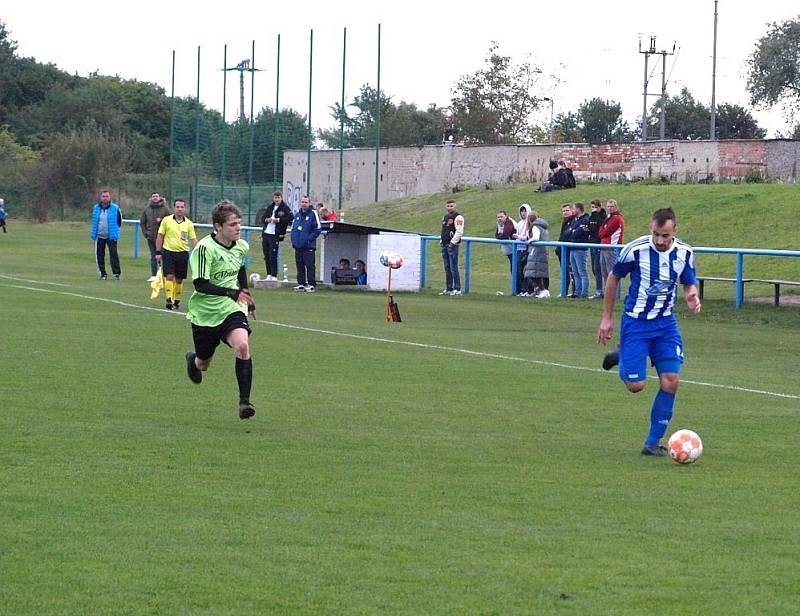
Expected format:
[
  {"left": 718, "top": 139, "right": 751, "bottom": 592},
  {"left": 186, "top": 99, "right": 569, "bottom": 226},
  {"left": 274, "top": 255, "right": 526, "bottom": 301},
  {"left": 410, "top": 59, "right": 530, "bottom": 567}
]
[{"left": 511, "top": 204, "right": 531, "bottom": 295}]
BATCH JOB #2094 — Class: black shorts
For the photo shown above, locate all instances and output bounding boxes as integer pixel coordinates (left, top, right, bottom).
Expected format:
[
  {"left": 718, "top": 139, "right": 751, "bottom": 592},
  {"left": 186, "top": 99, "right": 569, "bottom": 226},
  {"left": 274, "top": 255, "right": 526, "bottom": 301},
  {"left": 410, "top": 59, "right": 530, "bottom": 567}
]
[
  {"left": 162, "top": 249, "right": 189, "bottom": 279},
  {"left": 191, "top": 311, "right": 252, "bottom": 361}
]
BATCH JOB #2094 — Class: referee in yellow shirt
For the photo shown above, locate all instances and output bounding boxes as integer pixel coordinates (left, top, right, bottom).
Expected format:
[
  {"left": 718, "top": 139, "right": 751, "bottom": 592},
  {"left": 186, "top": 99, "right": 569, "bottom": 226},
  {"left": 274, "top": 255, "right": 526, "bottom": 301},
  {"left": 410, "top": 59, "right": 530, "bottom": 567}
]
[{"left": 155, "top": 198, "right": 198, "bottom": 310}]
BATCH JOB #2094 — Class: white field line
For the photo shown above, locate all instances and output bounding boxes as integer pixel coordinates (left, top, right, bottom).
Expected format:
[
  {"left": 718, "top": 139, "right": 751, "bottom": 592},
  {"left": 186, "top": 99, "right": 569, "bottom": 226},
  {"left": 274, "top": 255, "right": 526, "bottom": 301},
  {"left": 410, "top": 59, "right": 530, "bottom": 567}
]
[{"left": 5, "top": 281, "right": 800, "bottom": 401}]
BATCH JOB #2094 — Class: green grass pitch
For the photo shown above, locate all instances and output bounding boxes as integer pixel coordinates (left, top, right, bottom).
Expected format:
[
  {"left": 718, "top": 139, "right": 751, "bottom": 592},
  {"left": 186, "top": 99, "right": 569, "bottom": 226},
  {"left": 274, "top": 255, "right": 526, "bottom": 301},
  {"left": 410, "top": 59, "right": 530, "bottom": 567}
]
[{"left": 1, "top": 215, "right": 798, "bottom": 614}]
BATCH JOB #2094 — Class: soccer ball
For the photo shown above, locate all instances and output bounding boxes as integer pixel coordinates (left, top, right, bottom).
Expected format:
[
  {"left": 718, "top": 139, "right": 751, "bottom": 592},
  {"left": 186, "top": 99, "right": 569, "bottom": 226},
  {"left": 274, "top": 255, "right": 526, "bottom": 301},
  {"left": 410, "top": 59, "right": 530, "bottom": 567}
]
[
  {"left": 668, "top": 429, "right": 703, "bottom": 464},
  {"left": 388, "top": 253, "right": 404, "bottom": 269},
  {"left": 249, "top": 272, "right": 261, "bottom": 285}
]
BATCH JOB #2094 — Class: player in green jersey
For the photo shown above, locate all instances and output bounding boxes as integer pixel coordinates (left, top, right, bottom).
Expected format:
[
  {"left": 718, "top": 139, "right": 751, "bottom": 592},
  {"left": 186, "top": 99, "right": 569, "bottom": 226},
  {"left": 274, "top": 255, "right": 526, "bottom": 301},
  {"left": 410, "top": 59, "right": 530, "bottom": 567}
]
[{"left": 185, "top": 200, "right": 258, "bottom": 420}]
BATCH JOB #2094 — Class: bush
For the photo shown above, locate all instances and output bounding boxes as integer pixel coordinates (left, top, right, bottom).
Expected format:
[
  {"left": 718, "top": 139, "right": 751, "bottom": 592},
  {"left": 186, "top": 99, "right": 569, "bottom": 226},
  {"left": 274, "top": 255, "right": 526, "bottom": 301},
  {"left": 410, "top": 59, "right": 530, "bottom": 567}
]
[{"left": 744, "top": 167, "right": 764, "bottom": 183}]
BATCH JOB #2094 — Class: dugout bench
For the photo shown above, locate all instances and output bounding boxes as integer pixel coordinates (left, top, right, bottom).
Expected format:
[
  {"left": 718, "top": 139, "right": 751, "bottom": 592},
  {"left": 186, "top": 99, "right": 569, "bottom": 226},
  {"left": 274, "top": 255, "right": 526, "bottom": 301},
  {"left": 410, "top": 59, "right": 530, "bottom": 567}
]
[{"left": 697, "top": 276, "right": 800, "bottom": 306}]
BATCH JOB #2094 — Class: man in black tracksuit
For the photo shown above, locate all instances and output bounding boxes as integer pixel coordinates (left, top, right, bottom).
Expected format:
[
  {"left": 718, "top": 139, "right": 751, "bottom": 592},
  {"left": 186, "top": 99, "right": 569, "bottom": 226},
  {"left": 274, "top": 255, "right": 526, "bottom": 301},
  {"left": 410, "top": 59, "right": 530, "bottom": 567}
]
[{"left": 254, "top": 191, "right": 293, "bottom": 281}]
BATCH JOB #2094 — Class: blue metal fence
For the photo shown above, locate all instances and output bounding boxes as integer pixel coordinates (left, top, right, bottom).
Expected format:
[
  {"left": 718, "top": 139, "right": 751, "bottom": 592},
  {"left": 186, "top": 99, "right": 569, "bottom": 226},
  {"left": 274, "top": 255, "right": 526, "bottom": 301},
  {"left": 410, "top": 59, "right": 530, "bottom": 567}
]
[
  {"left": 123, "top": 219, "right": 799, "bottom": 308},
  {"left": 419, "top": 235, "right": 800, "bottom": 308}
]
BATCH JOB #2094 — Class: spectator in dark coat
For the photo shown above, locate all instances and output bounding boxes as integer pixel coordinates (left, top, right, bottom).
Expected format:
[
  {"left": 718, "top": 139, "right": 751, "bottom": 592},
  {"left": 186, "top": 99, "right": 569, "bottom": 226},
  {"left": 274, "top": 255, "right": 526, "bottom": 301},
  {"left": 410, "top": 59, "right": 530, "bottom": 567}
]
[{"left": 587, "top": 199, "right": 607, "bottom": 298}]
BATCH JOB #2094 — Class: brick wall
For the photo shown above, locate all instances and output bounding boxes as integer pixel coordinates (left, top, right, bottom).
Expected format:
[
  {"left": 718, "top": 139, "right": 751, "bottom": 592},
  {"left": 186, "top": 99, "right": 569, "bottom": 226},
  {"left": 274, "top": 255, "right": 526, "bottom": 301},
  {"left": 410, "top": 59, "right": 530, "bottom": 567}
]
[{"left": 284, "top": 139, "right": 800, "bottom": 209}]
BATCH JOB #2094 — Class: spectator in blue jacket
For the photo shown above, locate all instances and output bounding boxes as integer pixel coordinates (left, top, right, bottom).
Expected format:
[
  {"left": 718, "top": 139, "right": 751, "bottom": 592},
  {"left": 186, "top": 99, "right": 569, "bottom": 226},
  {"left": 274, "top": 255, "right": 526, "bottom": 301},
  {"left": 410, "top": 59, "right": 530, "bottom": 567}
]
[
  {"left": 567, "top": 202, "right": 590, "bottom": 298},
  {"left": 0, "top": 198, "right": 7, "bottom": 233},
  {"left": 90, "top": 190, "right": 123, "bottom": 280},
  {"left": 290, "top": 195, "right": 321, "bottom": 292}
]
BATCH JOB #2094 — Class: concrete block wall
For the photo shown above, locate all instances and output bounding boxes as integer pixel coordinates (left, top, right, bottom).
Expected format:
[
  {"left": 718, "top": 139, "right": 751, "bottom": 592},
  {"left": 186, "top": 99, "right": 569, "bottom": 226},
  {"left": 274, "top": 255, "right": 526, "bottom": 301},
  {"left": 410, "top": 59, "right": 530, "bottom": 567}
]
[{"left": 284, "top": 139, "right": 799, "bottom": 210}]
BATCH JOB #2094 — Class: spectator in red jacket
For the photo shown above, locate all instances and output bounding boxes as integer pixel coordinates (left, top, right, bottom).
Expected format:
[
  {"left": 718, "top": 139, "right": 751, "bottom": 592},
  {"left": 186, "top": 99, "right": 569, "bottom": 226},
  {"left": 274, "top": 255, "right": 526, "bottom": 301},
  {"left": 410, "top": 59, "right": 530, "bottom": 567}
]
[{"left": 598, "top": 199, "right": 625, "bottom": 290}]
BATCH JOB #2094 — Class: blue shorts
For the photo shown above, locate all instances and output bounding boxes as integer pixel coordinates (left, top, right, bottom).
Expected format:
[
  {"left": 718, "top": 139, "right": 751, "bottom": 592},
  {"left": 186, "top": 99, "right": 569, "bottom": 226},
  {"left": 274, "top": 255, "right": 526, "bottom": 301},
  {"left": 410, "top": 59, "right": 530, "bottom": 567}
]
[{"left": 618, "top": 315, "right": 684, "bottom": 382}]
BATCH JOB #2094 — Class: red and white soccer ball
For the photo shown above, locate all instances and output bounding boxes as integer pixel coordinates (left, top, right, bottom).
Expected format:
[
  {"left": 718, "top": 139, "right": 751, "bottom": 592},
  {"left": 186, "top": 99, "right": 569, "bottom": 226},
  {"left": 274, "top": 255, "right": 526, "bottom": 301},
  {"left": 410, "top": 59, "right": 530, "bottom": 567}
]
[
  {"left": 380, "top": 252, "right": 404, "bottom": 269},
  {"left": 668, "top": 429, "right": 703, "bottom": 464}
]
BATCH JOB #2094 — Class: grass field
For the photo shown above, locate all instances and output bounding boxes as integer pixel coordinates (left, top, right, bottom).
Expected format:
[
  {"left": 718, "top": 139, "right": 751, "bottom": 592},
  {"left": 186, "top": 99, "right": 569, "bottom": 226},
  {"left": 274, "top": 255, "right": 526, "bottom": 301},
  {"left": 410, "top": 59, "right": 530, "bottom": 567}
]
[{"left": 1, "top": 190, "right": 799, "bottom": 614}]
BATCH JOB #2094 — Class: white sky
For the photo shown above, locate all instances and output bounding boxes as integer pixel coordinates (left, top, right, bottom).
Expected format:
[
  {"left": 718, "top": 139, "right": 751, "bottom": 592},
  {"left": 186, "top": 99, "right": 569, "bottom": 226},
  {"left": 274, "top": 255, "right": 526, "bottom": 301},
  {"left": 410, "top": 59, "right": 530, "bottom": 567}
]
[{"left": 4, "top": 1, "right": 799, "bottom": 137}]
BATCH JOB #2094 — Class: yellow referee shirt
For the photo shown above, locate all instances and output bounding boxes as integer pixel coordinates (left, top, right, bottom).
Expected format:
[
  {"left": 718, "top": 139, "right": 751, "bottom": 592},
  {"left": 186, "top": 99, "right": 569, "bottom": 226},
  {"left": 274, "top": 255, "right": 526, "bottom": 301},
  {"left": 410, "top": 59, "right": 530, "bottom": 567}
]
[{"left": 157, "top": 214, "right": 197, "bottom": 252}]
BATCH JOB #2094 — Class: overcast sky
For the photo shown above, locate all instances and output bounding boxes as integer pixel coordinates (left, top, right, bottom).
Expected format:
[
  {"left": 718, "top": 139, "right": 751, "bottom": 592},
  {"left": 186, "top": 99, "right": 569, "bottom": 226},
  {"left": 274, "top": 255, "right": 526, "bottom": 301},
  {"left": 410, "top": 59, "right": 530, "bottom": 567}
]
[{"left": 4, "top": 1, "right": 798, "bottom": 137}]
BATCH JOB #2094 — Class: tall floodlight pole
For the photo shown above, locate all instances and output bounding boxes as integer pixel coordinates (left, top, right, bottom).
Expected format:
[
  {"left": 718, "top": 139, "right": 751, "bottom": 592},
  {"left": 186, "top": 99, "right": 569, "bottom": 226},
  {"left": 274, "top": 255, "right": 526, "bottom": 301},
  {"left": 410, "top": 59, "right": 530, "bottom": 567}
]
[
  {"left": 169, "top": 50, "right": 176, "bottom": 204},
  {"left": 221, "top": 44, "right": 227, "bottom": 197},
  {"left": 338, "top": 27, "right": 347, "bottom": 212},
  {"left": 307, "top": 29, "right": 313, "bottom": 198},
  {"left": 248, "top": 41, "right": 256, "bottom": 225},
  {"left": 273, "top": 34, "right": 281, "bottom": 193},
  {"left": 710, "top": 0, "right": 719, "bottom": 139},
  {"left": 194, "top": 46, "right": 201, "bottom": 217},
  {"left": 374, "top": 23, "right": 381, "bottom": 203}
]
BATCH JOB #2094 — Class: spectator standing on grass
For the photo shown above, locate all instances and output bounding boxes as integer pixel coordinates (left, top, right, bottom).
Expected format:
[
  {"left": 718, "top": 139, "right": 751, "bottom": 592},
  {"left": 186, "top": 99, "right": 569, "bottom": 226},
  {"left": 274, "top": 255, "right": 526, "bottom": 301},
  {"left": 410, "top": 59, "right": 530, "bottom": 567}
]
[
  {"left": 556, "top": 203, "right": 575, "bottom": 297},
  {"left": 598, "top": 199, "right": 625, "bottom": 290},
  {"left": 290, "top": 195, "right": 322, "bottom": 292},
  {"left": 495, "top": 210, "right": 516, "bottom": 271},
  {"left": 90, "top": 190, "right": 123, "bottom": 280},
  {"left": 523, "top": 210, "right": 551, "bottom": 298},
  {"left": 185, "top": 200, "right": 257, "bottom": 421},
  {"left": 512, "top": 204, "right": 531, "bottom": 295},
  {"left": 140, "top": 192, "right": 171, "bottom": 282},
  {"left": 597, "top": 207, "right": 701, "bottom": 456},
  {"left": 0, "top": 198, "right": 7, "bottom": 233},
  {"left": 439, "top": 199, "right": 465, "bottom": 296},
  {"left": 588, "top": 199, "right": 607, "bottom": 298},
  {"left": 155, "top": 198, "right": 198, "bottom": 311},
  {"left": 254, "top": 191, "right": 293, "bottom": 281},
  {"left": 567, "top": 202, "right": 590, "bottom": 298}
]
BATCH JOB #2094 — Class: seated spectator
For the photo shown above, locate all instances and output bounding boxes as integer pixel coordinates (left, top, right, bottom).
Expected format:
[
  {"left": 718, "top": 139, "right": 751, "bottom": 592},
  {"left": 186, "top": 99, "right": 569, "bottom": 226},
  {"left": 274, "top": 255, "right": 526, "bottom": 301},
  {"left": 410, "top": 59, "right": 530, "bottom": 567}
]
[
  {"left": 538, "top": 159, "right": 574, "bottom": 192},
  {"left": 339, "top": 258, "right": 352, "bottom": 270},
  {"left": 355, "top": 259, "right": 367, "bottom": 285}
]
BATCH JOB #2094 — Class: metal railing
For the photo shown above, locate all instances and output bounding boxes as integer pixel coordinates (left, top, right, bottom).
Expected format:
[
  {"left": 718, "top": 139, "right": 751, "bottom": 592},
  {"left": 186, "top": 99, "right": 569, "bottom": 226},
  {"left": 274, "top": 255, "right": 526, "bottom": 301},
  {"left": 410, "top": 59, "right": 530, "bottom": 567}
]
[{"left": 420, "top": 235, "right": 800, "bottom": 308}]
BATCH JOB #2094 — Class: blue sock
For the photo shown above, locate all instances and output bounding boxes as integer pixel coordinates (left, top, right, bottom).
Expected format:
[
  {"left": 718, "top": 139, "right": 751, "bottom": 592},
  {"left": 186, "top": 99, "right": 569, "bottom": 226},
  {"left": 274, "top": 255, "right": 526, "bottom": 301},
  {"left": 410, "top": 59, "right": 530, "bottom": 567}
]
[{"left": 645, "top": 389, "right": 675, "bottom": 446}]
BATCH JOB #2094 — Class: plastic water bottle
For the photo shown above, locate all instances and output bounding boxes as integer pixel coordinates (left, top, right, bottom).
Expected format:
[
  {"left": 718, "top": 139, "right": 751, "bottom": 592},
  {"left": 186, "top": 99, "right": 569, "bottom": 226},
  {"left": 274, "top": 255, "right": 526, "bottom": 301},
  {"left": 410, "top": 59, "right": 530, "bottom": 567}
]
[{"left": 282, "top": 263, "right": 289, "bottom": 282}]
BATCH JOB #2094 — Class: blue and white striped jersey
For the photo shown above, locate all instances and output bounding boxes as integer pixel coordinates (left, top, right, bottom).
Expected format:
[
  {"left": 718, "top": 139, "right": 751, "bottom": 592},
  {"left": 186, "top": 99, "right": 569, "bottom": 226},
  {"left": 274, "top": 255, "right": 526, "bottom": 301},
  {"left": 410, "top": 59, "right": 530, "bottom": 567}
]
[{"left": 612, "top": 235, "right": 698, "bottom": 320}]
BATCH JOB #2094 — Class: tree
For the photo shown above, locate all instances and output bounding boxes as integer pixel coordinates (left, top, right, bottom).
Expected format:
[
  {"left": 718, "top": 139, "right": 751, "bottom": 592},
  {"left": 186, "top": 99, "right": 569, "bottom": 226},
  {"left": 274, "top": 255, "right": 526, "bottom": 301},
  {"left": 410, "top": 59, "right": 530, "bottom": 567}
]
[
  {"left": 714, "top": 104, "right": 766, "bottom": 139},
  {"left": 32, "top": 123, "right": 133, "bottom": 221},
  {"left": 552, "top": 111, "right": 584, "bottom": 143},
  {"left": 647, "top": 87, "right": 709, "bottom": 140},
  {"left": 578, "top": 98, "right": 632, "bottom": 144},
  {"left": 746, "top": 17, "right": 800, "bottom": 116},
  {"left": 319, "top": 84, "right": 446, "bottom": 148},
  {"left": 450, "top": 43, "right": 542, "bottom": 144}
]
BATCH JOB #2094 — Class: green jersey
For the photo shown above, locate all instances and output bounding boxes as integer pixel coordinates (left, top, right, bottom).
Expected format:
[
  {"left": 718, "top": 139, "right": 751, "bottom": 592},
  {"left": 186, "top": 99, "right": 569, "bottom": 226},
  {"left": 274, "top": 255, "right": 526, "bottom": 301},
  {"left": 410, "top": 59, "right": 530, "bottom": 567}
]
[{"left": 186, "top": 233, "right": 249, "bottom": 327}]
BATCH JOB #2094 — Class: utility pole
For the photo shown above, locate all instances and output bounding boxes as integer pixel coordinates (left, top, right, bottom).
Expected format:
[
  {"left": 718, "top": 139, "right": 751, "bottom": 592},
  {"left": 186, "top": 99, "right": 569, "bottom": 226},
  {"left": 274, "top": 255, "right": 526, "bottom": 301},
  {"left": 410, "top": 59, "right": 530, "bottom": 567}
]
[
  {"left": 639, "top": 37, "right": 655, "bottom": 141},
  {"left": 710, "top": 0, "right": 719, "bottom": 139},
  {"left": 639, "top": 36, "right": 675, "bottom": 141}
]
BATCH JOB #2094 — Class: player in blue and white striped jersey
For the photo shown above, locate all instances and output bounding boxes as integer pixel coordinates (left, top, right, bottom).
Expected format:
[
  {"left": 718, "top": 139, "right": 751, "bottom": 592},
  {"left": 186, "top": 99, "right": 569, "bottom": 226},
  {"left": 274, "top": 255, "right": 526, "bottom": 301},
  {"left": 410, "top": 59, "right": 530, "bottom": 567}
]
[{"left": 597, "top": 208, "right": 702, "bottom": 456}]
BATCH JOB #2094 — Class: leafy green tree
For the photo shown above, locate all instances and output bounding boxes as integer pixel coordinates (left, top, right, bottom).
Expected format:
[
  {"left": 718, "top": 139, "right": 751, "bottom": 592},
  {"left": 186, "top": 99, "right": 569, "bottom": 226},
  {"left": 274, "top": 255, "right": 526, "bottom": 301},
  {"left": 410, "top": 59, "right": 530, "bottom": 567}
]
[
  {"left": 0, "top": 125, "right": 39, "bottom": 208},
  {"left": 746, "top": 17, "right": 800, "bottom": 116},
  {"left": 32, "top": 123, "right": 133, "bottom": 221},
  {"left": 552, "top": 111, "right": 584, "bottom": 143},
  {"left": 647, "top": 87, "right": 709, "bottom": 140},
  {"left": 578, "top": 98, "right": 632, "bottom": 144},
  {"left": 319, "top": 85, "right": 446, "bottom": 148},
  {"left": 450, "top": 43, "right": 542, "bottom": 144},
  {"left": 0, "top": 21, "right": 79, "bottom": 126},
  {"left": 714, "top": 103, "right": 766, "bottom": 139}
]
